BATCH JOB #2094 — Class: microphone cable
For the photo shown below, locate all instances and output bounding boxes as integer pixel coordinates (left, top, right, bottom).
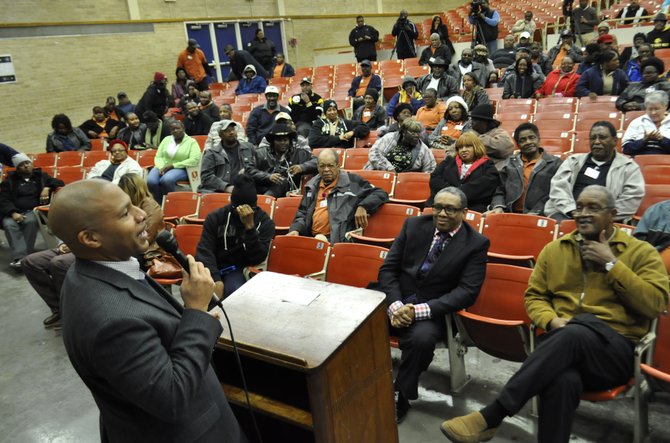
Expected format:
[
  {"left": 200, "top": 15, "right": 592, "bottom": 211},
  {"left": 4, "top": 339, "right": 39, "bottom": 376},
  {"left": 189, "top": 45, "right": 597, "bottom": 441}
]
[{"left": 214, "top": 297, "right": 264, "bottom": 443}]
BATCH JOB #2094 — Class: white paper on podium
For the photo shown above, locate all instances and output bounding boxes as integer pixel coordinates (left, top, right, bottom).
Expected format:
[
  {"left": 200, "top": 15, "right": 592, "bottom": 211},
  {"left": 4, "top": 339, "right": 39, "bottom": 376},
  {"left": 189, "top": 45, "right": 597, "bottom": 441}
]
[{"left": 278, "top": 287, "right": 319, "bottom": 306}]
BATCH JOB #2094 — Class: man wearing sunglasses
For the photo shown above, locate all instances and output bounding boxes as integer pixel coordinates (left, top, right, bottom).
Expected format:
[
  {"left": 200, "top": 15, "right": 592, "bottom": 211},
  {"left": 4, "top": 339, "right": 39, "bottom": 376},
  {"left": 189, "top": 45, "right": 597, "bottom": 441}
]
[{"left": 378, "top": 186, "right": 489, "bottom": 422}]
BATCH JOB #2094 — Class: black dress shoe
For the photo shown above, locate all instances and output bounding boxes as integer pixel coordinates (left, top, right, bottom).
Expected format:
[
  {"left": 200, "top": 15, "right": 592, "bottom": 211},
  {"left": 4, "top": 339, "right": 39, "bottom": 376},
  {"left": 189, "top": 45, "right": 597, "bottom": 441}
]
[
  {"left": 395, "top": 390, "right": 410, "bottom": 423},
  {"left": 43, "top": 312, "right": 61, "bottom": 327}
]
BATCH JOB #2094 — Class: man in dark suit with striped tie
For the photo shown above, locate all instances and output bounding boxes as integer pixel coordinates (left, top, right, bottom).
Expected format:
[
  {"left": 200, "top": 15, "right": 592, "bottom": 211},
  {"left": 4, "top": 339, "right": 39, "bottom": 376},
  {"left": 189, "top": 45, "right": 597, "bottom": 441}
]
[
  {"left": 378, "top": 186, "right": 489, "bottom": 423},
  {"left": 48, "top": 180, "right": 246, "bottom": 443}
]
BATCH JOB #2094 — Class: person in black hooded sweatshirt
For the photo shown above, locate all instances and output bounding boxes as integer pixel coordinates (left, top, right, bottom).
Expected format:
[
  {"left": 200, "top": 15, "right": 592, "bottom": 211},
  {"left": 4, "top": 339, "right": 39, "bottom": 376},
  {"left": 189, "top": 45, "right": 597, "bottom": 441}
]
[{"left": 195, "top": 174, "right": 275, "bottom": 300}]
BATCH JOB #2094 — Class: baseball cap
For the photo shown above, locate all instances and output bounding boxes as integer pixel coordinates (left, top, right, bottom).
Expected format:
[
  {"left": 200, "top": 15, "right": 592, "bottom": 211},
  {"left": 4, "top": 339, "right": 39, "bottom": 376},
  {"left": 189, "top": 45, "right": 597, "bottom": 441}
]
[
  {"left": 360, "top": 59, "right": 372, "bottom": 67},
  {"left": 299, "top": 77, "right": 312, "bottom": 84},
  {"left": 274, "top": 112, "right": 292, "bottom": 121},
  {"left": 520, "top": 31, "right": 531, "bottom": 39},
  {"left": 264, "top": 85, "right": 280, "bottom": 95}
]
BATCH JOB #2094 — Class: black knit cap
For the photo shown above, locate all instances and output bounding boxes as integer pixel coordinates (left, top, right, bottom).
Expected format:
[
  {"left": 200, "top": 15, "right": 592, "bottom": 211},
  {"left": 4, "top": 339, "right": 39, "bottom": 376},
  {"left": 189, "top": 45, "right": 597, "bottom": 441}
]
[
  {"left": 231, "top": 174, "right": 257, "bottom": 207},
  {"left": 392, "top": 103, "right": 414, "bottom": 120}
]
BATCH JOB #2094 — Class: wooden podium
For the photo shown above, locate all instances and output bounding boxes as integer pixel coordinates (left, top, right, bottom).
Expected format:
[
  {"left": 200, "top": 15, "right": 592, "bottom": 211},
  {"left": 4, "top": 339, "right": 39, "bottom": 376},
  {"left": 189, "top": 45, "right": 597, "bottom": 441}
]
[{"left": 213, "top": 272, "right": 398, "bottom": 443}]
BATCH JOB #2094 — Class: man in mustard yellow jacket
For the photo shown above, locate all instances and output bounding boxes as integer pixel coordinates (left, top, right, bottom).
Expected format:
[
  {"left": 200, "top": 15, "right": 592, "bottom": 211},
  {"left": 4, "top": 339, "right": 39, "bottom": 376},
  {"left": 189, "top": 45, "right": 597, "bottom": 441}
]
[{"left": 441, "top": 184, "right": 669, "bottom": 443}]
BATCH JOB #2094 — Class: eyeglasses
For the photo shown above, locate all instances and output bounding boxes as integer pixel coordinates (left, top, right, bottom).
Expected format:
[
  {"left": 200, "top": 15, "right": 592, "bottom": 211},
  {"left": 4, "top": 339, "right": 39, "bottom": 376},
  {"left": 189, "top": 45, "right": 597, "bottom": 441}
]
[
  {"left": 110, "top": 149, "right": 126, "bottom": 154},
  {"left": 433, "top": 205, "right": 463, "bottom": 215},
  {"left": 573, "top": 205, "right": 612, "bottom": 215}
]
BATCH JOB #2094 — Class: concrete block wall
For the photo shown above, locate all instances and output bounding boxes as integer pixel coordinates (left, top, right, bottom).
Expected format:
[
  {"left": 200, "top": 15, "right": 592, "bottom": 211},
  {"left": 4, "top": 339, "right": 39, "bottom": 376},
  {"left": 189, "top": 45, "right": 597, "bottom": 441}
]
[{"left": 1, "top": 0, "right": 461, "bottom": 152}]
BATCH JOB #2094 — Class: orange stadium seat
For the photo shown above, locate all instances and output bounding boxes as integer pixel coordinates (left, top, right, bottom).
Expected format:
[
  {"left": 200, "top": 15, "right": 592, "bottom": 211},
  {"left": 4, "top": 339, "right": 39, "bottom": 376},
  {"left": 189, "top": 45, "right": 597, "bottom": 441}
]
[
  {"left": 325, "top": 243, "right": 388, "bottom": 288},
  {"left": 162, "top": 191, "right": 200, "bottom": 224},
  {"left": 182, "top": 193, "right": 231, "bottom": 224},
  {"left": 272, "top": 196, "right": 302, "bottom": 235}
]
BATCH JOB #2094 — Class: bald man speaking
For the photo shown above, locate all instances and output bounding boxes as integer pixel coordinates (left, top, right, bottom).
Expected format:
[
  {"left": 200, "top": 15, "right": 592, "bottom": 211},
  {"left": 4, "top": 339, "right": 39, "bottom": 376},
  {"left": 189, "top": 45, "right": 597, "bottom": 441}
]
[{"left": 49, "top": 180, "right": 246, "bottom": 443}]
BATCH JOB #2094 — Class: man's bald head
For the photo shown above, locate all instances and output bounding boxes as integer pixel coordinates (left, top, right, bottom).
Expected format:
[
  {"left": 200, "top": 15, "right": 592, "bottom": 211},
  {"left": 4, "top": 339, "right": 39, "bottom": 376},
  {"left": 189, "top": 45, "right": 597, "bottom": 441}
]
[{"left": 49, "top": 180, "right": 148, "bottom": 260}]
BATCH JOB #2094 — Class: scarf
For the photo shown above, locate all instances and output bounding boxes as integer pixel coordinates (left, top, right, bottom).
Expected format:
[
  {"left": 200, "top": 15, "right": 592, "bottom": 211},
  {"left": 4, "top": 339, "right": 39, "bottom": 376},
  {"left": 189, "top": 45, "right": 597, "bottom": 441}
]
[
  {"left": 399, "top": 89, "right": 422, "bottom": 103},
  {"left": 145, "top": 119, "right": 164, "bottom": 148},
  {"left": 455, "top": 155, "right": 489, "bottom": 181}
]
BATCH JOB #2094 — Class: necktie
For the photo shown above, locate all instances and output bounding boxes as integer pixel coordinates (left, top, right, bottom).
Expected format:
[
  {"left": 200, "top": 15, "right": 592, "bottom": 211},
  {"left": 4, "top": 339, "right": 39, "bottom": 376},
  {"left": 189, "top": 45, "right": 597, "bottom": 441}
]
[{"left": 418, "top": 232, "right": 450, "bottom": 279}]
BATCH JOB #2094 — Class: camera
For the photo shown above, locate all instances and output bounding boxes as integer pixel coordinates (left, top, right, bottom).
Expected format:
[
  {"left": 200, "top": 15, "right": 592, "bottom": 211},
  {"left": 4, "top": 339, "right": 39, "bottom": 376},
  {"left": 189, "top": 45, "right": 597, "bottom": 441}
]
[{"left": 470, "top": 0, "right": 483, "bottom": 15}]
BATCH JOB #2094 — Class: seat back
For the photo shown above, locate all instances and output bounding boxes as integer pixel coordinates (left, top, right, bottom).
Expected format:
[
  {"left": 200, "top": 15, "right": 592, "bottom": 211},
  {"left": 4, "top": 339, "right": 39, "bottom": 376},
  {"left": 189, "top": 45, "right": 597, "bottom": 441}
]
[
  {"left": 56, "top": 151, "right": 83, "bottom": 167},
  {"left": 391, "top": 172, "right": 430, "bottom": 204},
  {"left": 33, "top": 153, "right": 57, "bottom": 169},
  {"left": 90, "top": 138, "right": 105, "bottom": 151},
  {"left": 256, "top": 195, "right": 275, "bottom": 219},
  {"left": 634, "top": 155, "right": 670, "bottom": 171},
  {"left": 325, "top": 243, "right": 388, "bottom": 288},
  {"left": 482, "top": 213, "right": 556, "bottom": 262},
  {"left": 197, "top": 193, "right": 232, "bottom": 219},
  {"left": 266, "top": 235, "right": 330, "bottom": 276},
  {"left": 192, "top": 135, "right": 207, "bottom": 151},
  {"left": 431, "top": 149, "right": 447, "bottom": 165},
  {"left": 173, "top": 224, "right": 203, "bottom": 257},
  {"left": 636, "top": 185, "right": 670, "bottom": 219},
  {"left": 54, "top": 166, "right": 85, "bottom": 184},
  {"left": 343, "top": 148, "right": 370, "bottom": 170},
  {"left": 162, "top": 191, "right": 200, "bottom": 219},
  {"left": 136, "top": 150, "right": 157, "bottom": 168},
  {"left": 273, "top": 197, "right": 302, "bottom": 232},
  {"left": 82, "top": 151, "right": 109, "bottom": 167},
  {"left": 357, "top": 203, "right": 419, "bottom": 241},
  {"left": 641, "top": 165, "right": 670, "bottom": 186},
  {"left": 350, "top": 170, "right": 395, "bottom": 195},
  {"left": 457, "top": 264, "right": 533, "bottom": 362}
]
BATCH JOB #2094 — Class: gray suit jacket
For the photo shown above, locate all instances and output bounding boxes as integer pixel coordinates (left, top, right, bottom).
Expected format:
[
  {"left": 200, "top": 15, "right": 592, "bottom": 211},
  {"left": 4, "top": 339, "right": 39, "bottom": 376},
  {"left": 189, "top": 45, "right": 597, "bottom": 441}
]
[{"left": 60, "top": 259, "right": 245, "bottom": 443}]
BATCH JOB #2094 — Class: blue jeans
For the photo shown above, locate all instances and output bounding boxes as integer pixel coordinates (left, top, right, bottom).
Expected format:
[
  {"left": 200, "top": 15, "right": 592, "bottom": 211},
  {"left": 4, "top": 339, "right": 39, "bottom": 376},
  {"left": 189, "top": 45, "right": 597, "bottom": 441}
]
[
  {"left": 147, "top": 167, "right": 188, "bottom": 204},
  {"left": 223, "top": 269, "right": 246, "bottom": 298}
]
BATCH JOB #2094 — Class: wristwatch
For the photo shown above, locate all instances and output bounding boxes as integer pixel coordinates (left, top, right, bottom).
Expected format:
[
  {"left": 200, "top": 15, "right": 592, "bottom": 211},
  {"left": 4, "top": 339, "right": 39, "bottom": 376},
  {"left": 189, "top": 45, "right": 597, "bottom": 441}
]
[{"left": 605, "top": 260, "right": 617, "bottom": 272}]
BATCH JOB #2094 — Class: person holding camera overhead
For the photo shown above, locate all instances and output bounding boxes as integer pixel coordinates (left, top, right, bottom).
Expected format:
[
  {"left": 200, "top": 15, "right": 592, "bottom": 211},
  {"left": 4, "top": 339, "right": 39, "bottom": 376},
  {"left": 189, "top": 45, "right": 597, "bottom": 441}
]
[
  {"left": 468, "top": 0, "right": 500, "bottom": 55},
  {"left": 392, "top": 10, "right": 419, "bottom": 60}
]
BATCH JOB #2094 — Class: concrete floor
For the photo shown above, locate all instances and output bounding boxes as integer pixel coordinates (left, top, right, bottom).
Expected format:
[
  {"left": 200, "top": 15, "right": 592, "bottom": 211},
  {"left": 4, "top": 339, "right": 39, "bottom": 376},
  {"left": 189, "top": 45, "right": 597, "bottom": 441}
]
[{"left": 1, "top": 233, "right": 669, "bottom": 443}]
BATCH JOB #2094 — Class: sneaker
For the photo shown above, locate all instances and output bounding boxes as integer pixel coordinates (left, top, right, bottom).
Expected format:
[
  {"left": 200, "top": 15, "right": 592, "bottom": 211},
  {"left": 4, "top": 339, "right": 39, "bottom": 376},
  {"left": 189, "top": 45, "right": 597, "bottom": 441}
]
[
  {"left": 395, "top": 390, "right": 410, "bottom": 423},
  {"left": 43, "top": 312, "right": 61, "bottom": 327},
  {"left": 9, "top": 259, "right": 22, "bottom": 272}
]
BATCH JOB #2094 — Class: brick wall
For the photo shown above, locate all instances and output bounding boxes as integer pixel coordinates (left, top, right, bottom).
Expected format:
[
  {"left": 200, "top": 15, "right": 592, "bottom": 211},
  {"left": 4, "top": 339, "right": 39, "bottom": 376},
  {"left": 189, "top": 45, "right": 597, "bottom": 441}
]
[{"left": 1, "top": 0, "right": 462, "bottom": 152}]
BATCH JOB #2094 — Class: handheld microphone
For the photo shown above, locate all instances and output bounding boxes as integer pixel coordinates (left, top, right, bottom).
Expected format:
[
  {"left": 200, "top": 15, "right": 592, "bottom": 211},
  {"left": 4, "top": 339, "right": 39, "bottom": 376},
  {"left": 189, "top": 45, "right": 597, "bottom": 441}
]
[
  {"left": 156, "top": 230, "right": 191, "bottom": 274},
  {"left": 155, "top": 230, "right": 264, "bottom": 442}
]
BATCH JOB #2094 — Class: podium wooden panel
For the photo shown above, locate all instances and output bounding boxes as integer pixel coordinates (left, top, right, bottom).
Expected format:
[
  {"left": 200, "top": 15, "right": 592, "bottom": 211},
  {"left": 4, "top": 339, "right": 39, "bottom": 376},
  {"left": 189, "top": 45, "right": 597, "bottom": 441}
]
[{"left": 213, "top": 272, "right": 398, "bottom": 443}]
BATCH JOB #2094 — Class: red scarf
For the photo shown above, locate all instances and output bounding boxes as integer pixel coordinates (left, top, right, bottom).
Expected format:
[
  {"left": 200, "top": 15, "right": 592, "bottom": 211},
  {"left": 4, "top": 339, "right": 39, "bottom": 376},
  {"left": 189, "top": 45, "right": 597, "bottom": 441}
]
[{"left": 455, "top": 155, "right": 489, "bottom": 180}]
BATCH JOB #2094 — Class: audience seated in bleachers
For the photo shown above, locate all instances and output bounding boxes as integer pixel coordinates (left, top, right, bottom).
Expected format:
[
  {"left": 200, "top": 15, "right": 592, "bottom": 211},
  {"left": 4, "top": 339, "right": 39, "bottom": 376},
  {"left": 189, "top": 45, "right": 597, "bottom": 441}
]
[
  {"left": 308, "top": 99, "right": 369, "bottom": 149},
  {"left": 427, "top": 132, "right": 499, "bottom": 211},
  {"left": 147, "top": 120, "right": 201, "bottom": 203},
  {"left": 196, "top": 174, "right": 275, "bottom": 299},
  {"left": 488, "top": 122, "right": 562, "bottom": 215},
  {"left": 468, "top": 104, "right": 514, "bottom": 171},
  {"left": 46, "top": 114, "right": 91, "bottom": 153},
  {"left": 545, "top": 121, "right": 644, "bottom": 221},
  {"left": 288, "top": 149, "right": 388, "bottom": 243},
  {"left": 86, "top": 140, "right": 143, "bottom": 184},
  {"left": 0, "top": 153, "right": 63, "bottom": 270},
  {"left": 616, "top": 57, "right": 670, "bottom": 112},
  {"left": 575, "top": 50, "right": 629, "bottom": 98},
  {"left": 246, "top": 86, "right": 290, "bottom": 145},
  {"left": 199, "top": 120, "right": 255, "bottom": 194},
  {"left": 621, "top": 91, "right": 670, "bottom": 156},
  {"left": 417, "top": 57, "right": 459, "bottom": 100},
  {"left": 79, "top": 106, "right": 124, "bottom": 141},
  {"left": 429, "top": 96, "right": 469, "bottom": 154},
  {"left": 352, "top": 88, "right": 386, "bottom": 130},
  {"left": 248, "top": 123, "right": 316, "bottom": 197},
  {"left": 364, "top": 118, "right": 435, "bottom": 173}
]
